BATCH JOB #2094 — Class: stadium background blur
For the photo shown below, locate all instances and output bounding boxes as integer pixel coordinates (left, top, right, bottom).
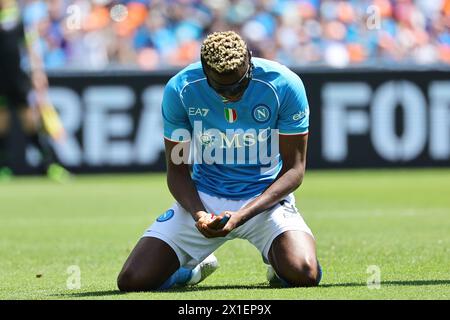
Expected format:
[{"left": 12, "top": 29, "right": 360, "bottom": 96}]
[{"left": 21, "top": 0, "right": 450, "bottom": 70}]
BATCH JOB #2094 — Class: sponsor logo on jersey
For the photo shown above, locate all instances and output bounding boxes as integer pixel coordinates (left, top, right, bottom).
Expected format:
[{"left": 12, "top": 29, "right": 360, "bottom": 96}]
[
  {"left": 198, "top": 132, "right": 215, "bottom": 146},
  {"left": 292, "top": 107, "right": 310, "bottom": 121},
  {"left": 170, "top": 121, "right": 280, "bottom": 171}
]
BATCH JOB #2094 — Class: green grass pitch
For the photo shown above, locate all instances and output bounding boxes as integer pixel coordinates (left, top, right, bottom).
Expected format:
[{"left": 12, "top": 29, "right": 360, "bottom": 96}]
[{"left": 0, "top": 169, "right": 449, "bottom": 300}]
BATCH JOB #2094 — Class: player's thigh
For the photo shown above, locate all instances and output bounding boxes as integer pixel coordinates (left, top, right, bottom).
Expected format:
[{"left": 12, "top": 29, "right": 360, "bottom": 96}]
[
  {"left": 18, "top": 106, "right": 40, "bottom": 134},
  {"left": 0, "top": 84, "right": 11, "bottom": 133},
  {"left": 0, "top": 106, "right": 10, "bottom": 133},
  {"left": 238, "top": 194, "right": 314, "bottom": 263},
  {"left": 7, "top": 70, "right": 36, "bottom": 133},
  {"left": 117, "top": 236, "right": 180, "bottom": 291}
]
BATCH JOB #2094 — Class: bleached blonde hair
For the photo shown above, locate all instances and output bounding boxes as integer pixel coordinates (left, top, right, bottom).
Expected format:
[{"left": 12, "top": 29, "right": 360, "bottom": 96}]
[{"left": 200, "top": 31, "right": 248, "bottom": 74}]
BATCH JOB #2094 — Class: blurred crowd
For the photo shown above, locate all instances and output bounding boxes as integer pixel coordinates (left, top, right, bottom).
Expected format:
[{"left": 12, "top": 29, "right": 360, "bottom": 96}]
[{"left": 21, "top": 0, "right": 450, "bottom": 70}]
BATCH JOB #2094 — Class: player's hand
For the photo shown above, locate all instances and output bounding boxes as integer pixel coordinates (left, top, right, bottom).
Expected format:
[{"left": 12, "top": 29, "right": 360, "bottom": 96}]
[
  {"left": 195, "top": 211, "right": 214, "bottom": 226},
  {"left": 195, "top": 212, "right": 218, "bottom": 237},
  {"left": 192, "top": 210, "right": 209, "bottom": 223},
  {"left": 195, "top": 211, "right": 239, "bottom": 238}
]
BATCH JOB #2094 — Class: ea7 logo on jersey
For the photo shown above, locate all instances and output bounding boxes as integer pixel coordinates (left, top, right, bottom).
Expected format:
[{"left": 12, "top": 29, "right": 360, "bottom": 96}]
[{"left": 189, "top": 107, "right": 209, "bottom": 117}]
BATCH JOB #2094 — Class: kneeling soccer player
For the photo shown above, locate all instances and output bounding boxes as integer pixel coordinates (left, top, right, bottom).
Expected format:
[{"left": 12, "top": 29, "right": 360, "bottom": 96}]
[{"left": 117, "top": 31, "right": 321, "bottom": 291}]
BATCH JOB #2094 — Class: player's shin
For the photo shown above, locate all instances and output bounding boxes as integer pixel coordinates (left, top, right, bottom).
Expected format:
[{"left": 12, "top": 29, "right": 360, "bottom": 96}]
[
  {"left": 25, "top": 131, "right": 55, "bottom": 170},
  {"left": 0, "top": 135, "right": 7, "bottom": 166},
  {"left": 25, "top": 130, "right": 70, "bottom": 182},
  {"left": 0, "top": 137, "right": 12, "bottom": 181}
]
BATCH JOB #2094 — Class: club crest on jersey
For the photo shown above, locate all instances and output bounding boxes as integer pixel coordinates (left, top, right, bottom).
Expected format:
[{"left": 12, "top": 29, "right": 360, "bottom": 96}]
[
  {"left": 156, "top": 209, "right": 174, "bottom": 222},
  {"left": 252, "top": 104, "right": 271, "bottom": 123},
  {"left": 224, "top": 108, "right": 237, "bottom": 123}
]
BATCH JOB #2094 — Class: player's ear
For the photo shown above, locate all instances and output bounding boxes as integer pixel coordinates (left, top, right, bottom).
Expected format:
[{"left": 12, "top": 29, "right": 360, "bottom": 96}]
[
  {"left": 247, "top": 49, "right": 254, "bottom": 72},
  {"left": 201, "top": 56, "right": 209, "bottom": 76}
]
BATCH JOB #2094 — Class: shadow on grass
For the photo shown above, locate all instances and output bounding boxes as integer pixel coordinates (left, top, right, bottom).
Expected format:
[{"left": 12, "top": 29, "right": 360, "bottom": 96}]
[
  {"left": 169, "top": 283, "right": 272, "bottom": 292},
  {"left": 321, "top": 279, "right": 450, "bottom": 288},
  {"left": 50, "top": 290, "right": 126, "bottom": 298},
  {"left": 51, "top": 279, "right": 450, "bottom": 298},
  {"left": 50, "top": 283, "right": 272, "bottom": 298}
]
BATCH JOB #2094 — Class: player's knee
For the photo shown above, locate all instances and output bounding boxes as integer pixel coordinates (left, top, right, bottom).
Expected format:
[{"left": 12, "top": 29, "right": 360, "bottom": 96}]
[
  {"left": 117, "top": 269, "right": 136, "bottom": 292},
  {"left": 19, "top": 110, "right": 39, "bottom": 134},
  {"left": 0, "top": 109, "right": 10, "bottom": 133},
  {"left": 117, "top": 268, "right": 160, "bottom": 292},
  {"left": 283, "top": 260, "right": 320, "bottom": 287}
]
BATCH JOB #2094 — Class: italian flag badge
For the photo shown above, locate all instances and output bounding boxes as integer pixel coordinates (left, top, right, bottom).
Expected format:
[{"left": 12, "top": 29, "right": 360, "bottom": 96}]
[{"left": 224, "top": 108, "right": 237, "bottom": 123}]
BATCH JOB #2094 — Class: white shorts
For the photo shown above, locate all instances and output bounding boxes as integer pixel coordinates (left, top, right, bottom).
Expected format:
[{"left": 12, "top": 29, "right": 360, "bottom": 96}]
[{"left": 143, "top": 191, "right": 313, "bottom": 269}]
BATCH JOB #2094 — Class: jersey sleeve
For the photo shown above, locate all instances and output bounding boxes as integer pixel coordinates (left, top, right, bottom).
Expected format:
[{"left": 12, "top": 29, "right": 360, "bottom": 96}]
[
  {"left": 161, "top": 80, "right": 192, "bottom": 141},
  {"left": 277, "top": 72, "right": 310, "bottom": 135}
]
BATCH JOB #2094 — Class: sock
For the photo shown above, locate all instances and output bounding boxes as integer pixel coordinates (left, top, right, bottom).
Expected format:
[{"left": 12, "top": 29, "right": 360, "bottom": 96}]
[
  {"left": 157, "top": 267, "right": 193, "bottom": 291},
  {"left": 186, "top": 264, "right": 202, "bottom": 285},
  {"left": 317, "top": 263, "right": 323, "bottom": 285},
  {"left": 276, "top": 274, "right": 292, "bottom": 288},
  {"left": 26, "top": 131, "right": 56, "bottom": 172}
]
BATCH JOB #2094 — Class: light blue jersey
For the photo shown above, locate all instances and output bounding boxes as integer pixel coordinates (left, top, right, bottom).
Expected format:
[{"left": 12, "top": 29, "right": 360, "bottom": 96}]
[{"left": 162, "top": 58, "right": 309, "bottom": 200}]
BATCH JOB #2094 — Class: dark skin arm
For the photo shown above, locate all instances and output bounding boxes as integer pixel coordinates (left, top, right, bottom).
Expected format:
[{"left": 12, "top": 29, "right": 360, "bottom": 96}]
[
  {"left": 165, "top": 138, "right": 207, "bottom": 221},
  {"left": 165, "top": 138, "right": 220, "bottom": 234},
  {"left": 198, "top": 133, "right": 308, "bottom": 238}
]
